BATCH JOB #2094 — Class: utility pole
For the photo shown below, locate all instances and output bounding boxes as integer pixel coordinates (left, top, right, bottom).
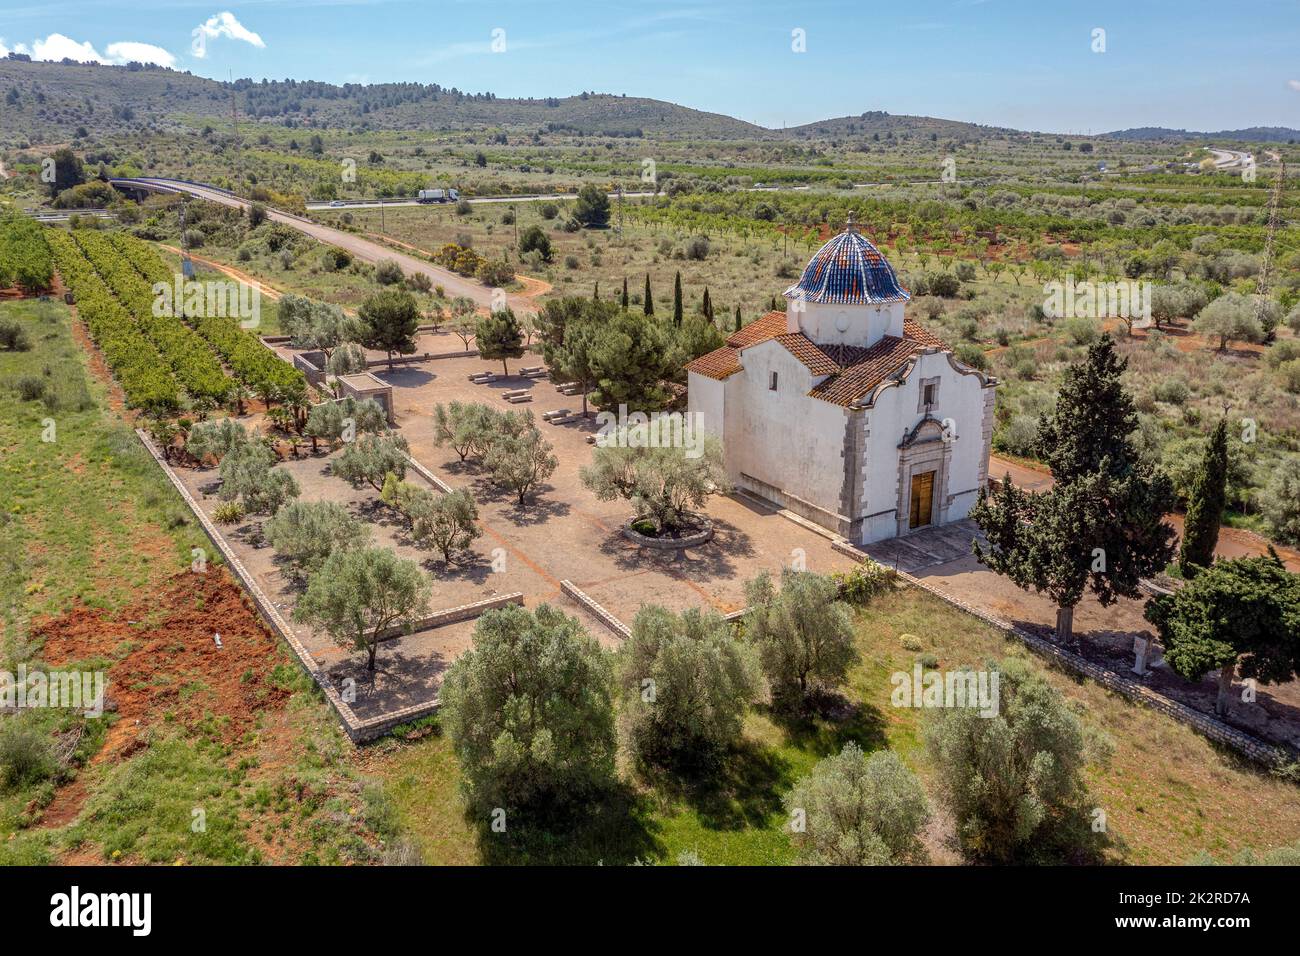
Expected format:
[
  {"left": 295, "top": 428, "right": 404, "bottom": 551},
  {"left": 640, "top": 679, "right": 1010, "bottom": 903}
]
[
  {"left": 229, "top": 69, "right": 242, "bottom": 192},
  {"left": 1255, "top": 154, "right": 1286, "bottom": 340}
]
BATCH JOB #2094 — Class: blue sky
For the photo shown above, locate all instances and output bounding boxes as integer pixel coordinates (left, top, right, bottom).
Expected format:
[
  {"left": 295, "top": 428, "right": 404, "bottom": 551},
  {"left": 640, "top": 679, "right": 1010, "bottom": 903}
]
[{"left": 1, "top": 0, "right": 1297, "bottom": 133}]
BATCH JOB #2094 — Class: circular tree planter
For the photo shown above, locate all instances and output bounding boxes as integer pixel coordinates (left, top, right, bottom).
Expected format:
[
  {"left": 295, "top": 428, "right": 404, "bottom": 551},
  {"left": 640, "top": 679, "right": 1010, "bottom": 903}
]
[{"left": 622, "top": 513, "right": 714, "bottom": 550}]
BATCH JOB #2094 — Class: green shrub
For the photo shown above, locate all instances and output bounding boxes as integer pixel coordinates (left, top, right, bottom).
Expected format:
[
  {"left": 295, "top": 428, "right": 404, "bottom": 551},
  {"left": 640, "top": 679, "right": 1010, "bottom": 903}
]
[
  {"left": 0, "top": 718, "right": 55, "bottom": 790},
  {"left": 213, "top": 501, "right": 246, "bottom": 525},
  {"left": 833, "top": 561, "right": 899, "bottom": 605},
  {"left": 0, "top": 319, "right": 32, "bottom": 351},
  {"left": 15, "top": 376, "right": 46, "bottom": 401}
]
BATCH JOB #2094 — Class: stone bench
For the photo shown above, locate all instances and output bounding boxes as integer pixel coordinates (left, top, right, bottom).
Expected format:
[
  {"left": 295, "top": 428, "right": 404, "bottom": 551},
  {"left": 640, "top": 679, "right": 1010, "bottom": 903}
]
[
  {"left": 542, "top": 409, "right": 571, "bottom": 421},
  {"left": 504, "top": 393, "right": 533, "bottom": 404}
]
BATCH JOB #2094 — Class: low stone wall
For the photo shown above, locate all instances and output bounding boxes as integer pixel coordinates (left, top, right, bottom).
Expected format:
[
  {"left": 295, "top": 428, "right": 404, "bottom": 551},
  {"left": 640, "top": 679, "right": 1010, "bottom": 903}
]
[
  {"left": 830, "top": 539, "right": 1292, "bottom": 766},
  {"left": 135, "top": 429, "right": 453, "bottom": 744},
  {"left": 621, "top": 514, "right": 714, "bottom": 549},
  {"left": 376, "top": 593, "right": 523, "bottom": 641},
  {"left": 561, "top": 580, "right": 631, "bottom": 640},
  {"left": 404, "top": 453, "right": 454, "bottom": 494}
]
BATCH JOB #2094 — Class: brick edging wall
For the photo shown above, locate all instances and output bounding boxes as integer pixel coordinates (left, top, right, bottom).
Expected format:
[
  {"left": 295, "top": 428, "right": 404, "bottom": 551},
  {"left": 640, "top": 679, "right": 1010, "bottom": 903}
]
[{"left": 830, "top": 539, "right": 1292, "bottom": 766}]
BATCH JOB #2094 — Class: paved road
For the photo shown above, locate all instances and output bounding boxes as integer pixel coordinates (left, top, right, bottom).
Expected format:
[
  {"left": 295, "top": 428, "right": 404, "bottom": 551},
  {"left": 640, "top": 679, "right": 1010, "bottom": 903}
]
[
  {"left": 109, "top": 177, "right": 536, "bottom": 314},
  {"left": 1205, "top": 146, "right": 1254, "bottom": 171},
  {"left": 302, "top": 178, "right": 967, "bottom": 212}
]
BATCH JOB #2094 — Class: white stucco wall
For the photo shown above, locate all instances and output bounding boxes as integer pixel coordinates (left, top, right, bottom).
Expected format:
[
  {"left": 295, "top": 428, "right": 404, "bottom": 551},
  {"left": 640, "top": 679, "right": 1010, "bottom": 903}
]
[
  {"left": 856, "top": 351, "right": 991, "bottom": 543},
  {"left": 718, "top": 339, "right": 848, "bottom": 524},
  {"left": 687, "top": 371, "right": 725, "bottom": 444},
  {"left": 788, "top": 301, "right": 905, "bottom": 349}
]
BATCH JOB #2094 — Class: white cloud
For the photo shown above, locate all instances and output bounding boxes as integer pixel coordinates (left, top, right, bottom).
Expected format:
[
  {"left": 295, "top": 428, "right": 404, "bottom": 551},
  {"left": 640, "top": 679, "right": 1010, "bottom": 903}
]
[
  {"left": 191, "top": 12, "right": 265, "bottom": 59},
  {"left": 28, "top": 33, "right": 106, "bottom": 63},
  {"left": 1288, "top": 79, "right": 1300, "bottom": 92},
  {"left": 105, "top": 41, "right": 177, "bottom": 68},
  {"left": 4, "top": 33, "right": 178, "bottom": 68}
]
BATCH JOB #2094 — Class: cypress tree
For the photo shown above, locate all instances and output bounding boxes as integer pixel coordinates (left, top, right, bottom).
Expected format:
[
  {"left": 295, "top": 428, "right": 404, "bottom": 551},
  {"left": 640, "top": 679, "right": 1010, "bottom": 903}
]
[
  {"left": 734, "top": 305, "right": 742, "bottom": 332},
  {"left": 702, "top": 288, "right": 713, "bottom": 321},
  {"left": 672, "top": 271, "right": 683, "bottom": 327},
  {"left": 1179, "top": 418, "right": 1229, "bottom": 575},
  {"left": 643, "top": 274, "right": 654, "bottom": 316},
  {"left": 593, "top": 281, "right": 599, "bottom": 301},
  {"left": 972, "top": 335, "right": 1176, "bottom": 645},
  {"left": 621, "top": 277, "right": 629, "bottom": 309}
]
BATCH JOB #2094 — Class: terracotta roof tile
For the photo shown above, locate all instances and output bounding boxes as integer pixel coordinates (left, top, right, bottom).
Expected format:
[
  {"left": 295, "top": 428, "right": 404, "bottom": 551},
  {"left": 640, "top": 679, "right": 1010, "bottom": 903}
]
[
  {"left": 808, "top": 336, "right": 923, "bottom": 407},
  {"left": 685, "top": 345, "right": 742, "bottom": 380},
  {"left": 687, "top": 312, "right": 952, "bottom": 404},
  {"left": 725, "top": 310, "right": 788, "bottom": 348},
  {"left": 773, "top": 333, "right": 840, "bottom": 375}
]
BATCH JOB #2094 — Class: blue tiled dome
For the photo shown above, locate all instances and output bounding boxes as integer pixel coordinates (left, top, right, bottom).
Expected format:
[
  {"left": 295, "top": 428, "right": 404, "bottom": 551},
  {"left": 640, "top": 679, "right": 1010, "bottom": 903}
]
[{"left": 784, "top": 225, "right": 909, "bottom": 305}]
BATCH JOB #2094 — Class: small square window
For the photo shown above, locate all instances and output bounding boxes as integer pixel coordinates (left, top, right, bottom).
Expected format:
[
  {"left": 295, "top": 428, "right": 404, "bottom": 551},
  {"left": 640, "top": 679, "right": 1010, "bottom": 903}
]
[
  {"left": 769, "top": 371, "right": 779, "bottom": 391},
  {"left": 923, "top": 383, "right": 937, "bottom": 406}
]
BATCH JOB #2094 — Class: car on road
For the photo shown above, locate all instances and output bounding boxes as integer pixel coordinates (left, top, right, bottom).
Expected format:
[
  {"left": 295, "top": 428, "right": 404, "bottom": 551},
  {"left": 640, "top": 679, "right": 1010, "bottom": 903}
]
[{"left": 328, "top": 200, "right": 346, "bottom": 207}]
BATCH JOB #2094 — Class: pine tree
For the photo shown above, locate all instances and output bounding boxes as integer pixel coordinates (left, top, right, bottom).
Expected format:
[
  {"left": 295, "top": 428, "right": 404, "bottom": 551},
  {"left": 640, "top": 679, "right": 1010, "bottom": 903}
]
[
  {"left": 643, "top": 274, "right": 654, "bottom": 316},
  {"left": 673, "top": 271, "right": 683, "bottom": 327},
  {"left": 972, "top": 335, "right": 1176, "bottom": 644},
  {"left": 1034, "top": 335, "right": 1138, "bottom": 484},
  {"left": 1179, "top": 418, "right": 1228, "bottom": 575},
  {"left": 621, "top": 277, "right": 629, "bottom": 309}
]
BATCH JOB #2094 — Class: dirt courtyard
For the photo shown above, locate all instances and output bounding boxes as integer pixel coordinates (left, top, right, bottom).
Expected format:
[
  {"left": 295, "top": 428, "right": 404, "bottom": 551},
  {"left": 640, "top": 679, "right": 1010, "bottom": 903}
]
[{"left": 173, "top": 338, "right": 858, "bottom": 721}]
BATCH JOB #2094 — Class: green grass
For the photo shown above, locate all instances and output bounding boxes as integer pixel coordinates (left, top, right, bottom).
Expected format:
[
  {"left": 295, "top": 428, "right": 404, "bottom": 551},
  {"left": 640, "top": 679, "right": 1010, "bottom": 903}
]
[
  {"left": 0, "top": 298, "right": 207, "bottom": 619},
  {"left": 374, "top": 585, "right": 1300, "bottom": 866}
]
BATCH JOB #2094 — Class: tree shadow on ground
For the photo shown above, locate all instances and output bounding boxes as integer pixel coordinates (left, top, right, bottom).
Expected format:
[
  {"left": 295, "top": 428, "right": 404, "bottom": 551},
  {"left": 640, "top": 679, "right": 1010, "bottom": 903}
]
[
  {"left": 474, "top": 782, "right": 663, "bottom": 865},
  {"left": 645, "top": 737, "right": 796, "bottom": 833},
  {"left": 765, "top": 696, "right": 890, "bottom": 760}
]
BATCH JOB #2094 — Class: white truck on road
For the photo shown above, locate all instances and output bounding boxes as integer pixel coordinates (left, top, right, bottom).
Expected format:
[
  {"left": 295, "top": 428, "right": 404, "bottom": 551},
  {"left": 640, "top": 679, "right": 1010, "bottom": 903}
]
[{"left": 417, "top": 188, "right": 459, "bottom": 204}]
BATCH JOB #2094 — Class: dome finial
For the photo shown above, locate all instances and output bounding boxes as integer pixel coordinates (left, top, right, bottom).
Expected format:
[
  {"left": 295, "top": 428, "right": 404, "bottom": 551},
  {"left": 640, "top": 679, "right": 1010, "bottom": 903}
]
[{"left": 844, "top": 212, "right": 858, "bottom": 234}]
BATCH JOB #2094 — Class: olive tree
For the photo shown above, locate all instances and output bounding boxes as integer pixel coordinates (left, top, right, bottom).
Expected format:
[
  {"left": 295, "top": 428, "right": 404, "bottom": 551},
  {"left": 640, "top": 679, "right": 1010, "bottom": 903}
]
[
  {"left": 411, "top": 489, "right": 481, "bottom": 563},
  {"left": 185, "top": 417, "right": 249, "bottom": 464},
  {"left": 484, "top": 412, "right": 557, "bottom": 505},
  {"left": 294, "top": 548, "right": 431, "bottom": 672},
  {"left": 923, "top": 656, "right": 1101, "bottom": 864},
  {"left": 264, "top": 499, "right": 371, "bottom": 578},
  {"left": 579, "top": 419, "right": 728, "bottom": 533},
  {"left": 439, "top": 604, "right": 616, "bottom": 817},
  {"left": 783, "top": 744, "right": 929, "bottom": 865},
  {"left": 743, "top": 568, "right": 858, "bottom": 709},
  {"left": 279, "top": 293, "right": 364, "bottom": 364},
  {"left": 217, "top": 442, "right": 300, "bottom": 515},
  {"left": 332, "top": 432, "right": 410, "bottom": 491},
  {"left": 617, "top": 605, "right": 760, "bottom": 770}
]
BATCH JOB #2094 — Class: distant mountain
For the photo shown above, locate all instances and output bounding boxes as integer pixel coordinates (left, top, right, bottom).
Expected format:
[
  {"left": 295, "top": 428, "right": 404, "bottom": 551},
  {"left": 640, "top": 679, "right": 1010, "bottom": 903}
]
[
  {"left": 0, "top": 58, "right": 766, "bottom": 142},
  {"left": 3, "top": 57, "right": 1295, "bottom": 147},
  {"left": 1105, "top": 126, "right": 1300, "bottom": 143},
  {"left": 780, "top": 110, "right": 1019, "bottom": 142}
]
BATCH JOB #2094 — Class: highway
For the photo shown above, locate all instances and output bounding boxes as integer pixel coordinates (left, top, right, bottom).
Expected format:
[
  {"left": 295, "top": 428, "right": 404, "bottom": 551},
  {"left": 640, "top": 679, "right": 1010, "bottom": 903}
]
[
  {"left": 301, "top": 178, "right": 967, "bottom": 212},
  {"left": 107, "top": 177, "right": 537, "bottom": 314}
]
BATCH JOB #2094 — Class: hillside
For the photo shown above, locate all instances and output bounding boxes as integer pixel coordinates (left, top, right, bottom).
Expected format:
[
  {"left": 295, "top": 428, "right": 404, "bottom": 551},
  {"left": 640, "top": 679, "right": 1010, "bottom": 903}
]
[
  {"left": 780, "top": 110, "right": 1022, "bottom": 142},
  {"left": 1105, "top": 125, "right": 1300, "bottom": 143},
  {"left": 0, "top": 58, "right": 767, "bottom": 143}
]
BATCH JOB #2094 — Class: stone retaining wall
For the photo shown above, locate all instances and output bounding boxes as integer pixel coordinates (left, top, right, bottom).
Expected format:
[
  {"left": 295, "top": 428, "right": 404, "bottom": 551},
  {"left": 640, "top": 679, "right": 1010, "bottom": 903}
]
[
  {"left": 375, "top": 593, "right": 523, "bottom": 640},
  {"left": 135, "top": 429, "right": 459, "bottom": 743},
  {"left": 830, "top": 539, "right": 1292, "bottom": 766},
  {"left": 561, "top": 580, "right": 631, "bottom": 640}
]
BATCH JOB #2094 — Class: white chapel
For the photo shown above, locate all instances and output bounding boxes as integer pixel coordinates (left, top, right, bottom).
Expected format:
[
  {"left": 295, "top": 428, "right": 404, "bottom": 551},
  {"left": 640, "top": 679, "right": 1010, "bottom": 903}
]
[{"left": 686, "top": 220, "right": 997, "bottom": 544}]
